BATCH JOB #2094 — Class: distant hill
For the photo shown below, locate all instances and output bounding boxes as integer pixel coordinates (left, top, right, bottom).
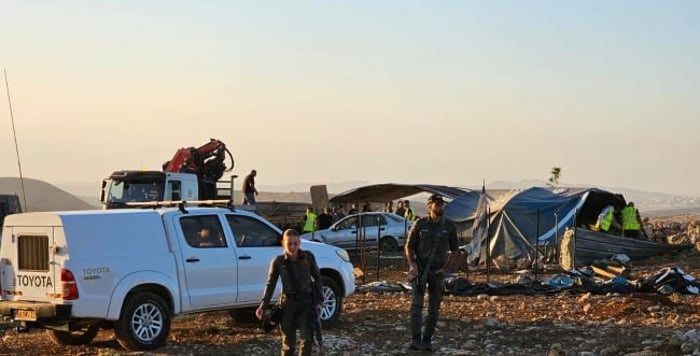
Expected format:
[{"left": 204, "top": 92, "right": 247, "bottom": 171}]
[
  {"left": 0, "top": 177, "right": 97, "bottom": 212},
  {"left": 5, "top": 177, "right": 699, "bottom": 217}
]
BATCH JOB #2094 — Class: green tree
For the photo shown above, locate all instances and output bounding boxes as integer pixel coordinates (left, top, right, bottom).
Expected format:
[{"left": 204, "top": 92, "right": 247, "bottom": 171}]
[{"left": 548, "top": 167, "right": 562, "bottom": 188}]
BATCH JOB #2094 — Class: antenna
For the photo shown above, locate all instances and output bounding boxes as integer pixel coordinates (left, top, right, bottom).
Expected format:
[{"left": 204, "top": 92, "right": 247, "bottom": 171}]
[{"left": 3, "top": 69, "right": 27, "bottom": 210}]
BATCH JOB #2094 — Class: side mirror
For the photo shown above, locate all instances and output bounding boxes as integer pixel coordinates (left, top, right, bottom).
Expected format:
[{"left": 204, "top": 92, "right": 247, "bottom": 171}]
[{"left": 99, "top": 180, "right": 107, "bottom": 203}]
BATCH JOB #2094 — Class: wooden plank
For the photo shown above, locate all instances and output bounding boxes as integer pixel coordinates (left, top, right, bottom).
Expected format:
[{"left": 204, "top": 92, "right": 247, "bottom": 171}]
[{"left": 310, "top": 185, "right": 329, "bottom": 213}]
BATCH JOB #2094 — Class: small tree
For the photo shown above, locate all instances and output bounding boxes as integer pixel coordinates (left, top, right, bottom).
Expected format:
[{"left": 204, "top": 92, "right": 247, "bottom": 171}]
[{"left": 548, "top": 167, "right": 562, "bottom": 188}]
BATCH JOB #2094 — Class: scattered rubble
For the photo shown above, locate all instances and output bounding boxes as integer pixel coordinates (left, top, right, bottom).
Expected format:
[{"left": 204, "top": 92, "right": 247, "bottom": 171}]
[{"left": 0, "top": 217, "right": 699, "bottom": 355}]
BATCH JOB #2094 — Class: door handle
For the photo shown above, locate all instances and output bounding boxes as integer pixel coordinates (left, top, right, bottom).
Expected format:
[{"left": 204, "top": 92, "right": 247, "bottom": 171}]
[
  {"left": 186, "top": 258, "right": 200, "bottom": 263},
  {"left": 351, "top": 231, "right": 356, "bottom": 234},
  {"left": 239, "top": 255, "right": 252, "bottom": 260}
]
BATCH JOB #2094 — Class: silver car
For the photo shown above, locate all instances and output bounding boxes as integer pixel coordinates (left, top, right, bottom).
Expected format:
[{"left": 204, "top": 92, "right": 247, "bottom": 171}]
[{"left": 301, "top": 212, "right": 413, "bottom": 253}]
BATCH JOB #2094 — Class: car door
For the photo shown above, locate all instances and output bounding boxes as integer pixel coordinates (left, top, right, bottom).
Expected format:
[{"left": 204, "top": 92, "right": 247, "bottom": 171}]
[
  {"left": 324, "top": 215, "right": 359, "bottom": 250},
  {"left": 225, "top": 214, "right": 283, "bottom": 303},
  {"left": 360, "top": 214, "right": 386, "bottom": 248},
  {"left": 177, "top": 214, "right": 238, "bottom": 308}
]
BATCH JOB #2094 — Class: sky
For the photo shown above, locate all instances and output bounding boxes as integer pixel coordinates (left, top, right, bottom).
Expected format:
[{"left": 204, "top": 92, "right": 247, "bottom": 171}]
[{"left": 1, "top": 1, "right": 699, "bottom": 196}]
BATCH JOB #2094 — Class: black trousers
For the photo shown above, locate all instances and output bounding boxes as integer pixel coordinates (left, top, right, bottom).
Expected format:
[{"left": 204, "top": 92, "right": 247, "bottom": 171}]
[{"left": 410, "top": 271, "right": 444, "bottom": 340}]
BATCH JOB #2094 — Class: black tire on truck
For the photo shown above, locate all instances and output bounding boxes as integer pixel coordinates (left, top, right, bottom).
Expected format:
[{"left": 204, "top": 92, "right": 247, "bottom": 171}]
[
  {"left": 114, "top": 292, "right": 171, "bottom": 351},
  {"left": 47, "top": 324, "right": 100, "bottom": 346},
  {"left": 320, "top": 275, "right": 342, "bottom": 325}
]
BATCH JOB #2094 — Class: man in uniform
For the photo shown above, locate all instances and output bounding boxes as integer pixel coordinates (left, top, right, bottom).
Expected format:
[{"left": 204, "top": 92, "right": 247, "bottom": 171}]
[
  {"left": 405, "top": 194, "right": 459, "bottom": 351},
  {"left": 256, "top": 229, "right": 323, "bottom": 356},
  {"left": 242, "top": 169, "right": 259, "bottom": 205}
]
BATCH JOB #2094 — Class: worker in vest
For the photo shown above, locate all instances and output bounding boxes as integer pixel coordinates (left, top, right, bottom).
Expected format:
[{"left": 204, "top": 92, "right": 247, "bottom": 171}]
[
  {"left": 621, "top": 201, "right": 644, "bottom": 239},
  {"left": 594, "top": 205, "right": 621, "bottom": 235},
  {"left": 404, "top": 200, "right": 417, "bottom": 221},
  {"left": 302, "top": 207, "right": 318, "bottom": 234}
]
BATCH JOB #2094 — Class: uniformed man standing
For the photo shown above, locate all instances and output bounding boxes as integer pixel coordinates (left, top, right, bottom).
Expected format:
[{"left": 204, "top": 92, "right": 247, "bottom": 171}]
[
  {"left": 405, "top": 194, "right": 459, "bottom": 351},
  {"left": 256, "top": 229, "right": 323, "bottom": 356}
]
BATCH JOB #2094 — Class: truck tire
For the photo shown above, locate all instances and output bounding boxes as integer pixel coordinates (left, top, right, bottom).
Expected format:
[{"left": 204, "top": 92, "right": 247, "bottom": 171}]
[
  {"left": 114, "top": 292, "right": 171, "bottom": 351},
  {"left": 379, "top": 236, "right": 399, "bottom": 253},
  {"left": 320, "top": 276, "right": 342, "bottom": 326},
  {"left": 47, "top": 324, "right": 99, "bottom": 346}
]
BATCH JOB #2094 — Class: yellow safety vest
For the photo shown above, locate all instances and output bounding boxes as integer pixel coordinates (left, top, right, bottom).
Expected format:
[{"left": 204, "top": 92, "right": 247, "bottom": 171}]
[
  {"left": 303, "top": 212, "right": 317, "bottom": 232},
  {"left": 621, "top": 206, "right": 640, "bottom": 230},
  {"left": 404, "top": 208, "right": 416, "bottom": 221},
  {"left": 599, "top": 209, "right": 614, "bottom": 232}
]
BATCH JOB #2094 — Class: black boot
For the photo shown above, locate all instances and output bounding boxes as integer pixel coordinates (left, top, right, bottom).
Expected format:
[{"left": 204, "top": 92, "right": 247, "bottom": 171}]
[
  {"left": 409, "top": 335, "right": 422, "bottom": 350},
  {"left": 422, "top": 335, "right": 433, "bottom": 352}
]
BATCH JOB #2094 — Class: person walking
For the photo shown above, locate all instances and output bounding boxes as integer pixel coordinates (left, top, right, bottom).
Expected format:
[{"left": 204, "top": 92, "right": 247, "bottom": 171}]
[
  {"left": 256, "top": 229, "right": 323, "bottom": 356},
  {"left": 242, "top": 169, "right": 259, "bottom": 205},
  {"left": 621, "top": 201, "right": 644, "bottom": 239},
  {"left": 405, "top": 194, "right": 459, "bottom": 351},
  {"left": 302, "top": 207, "right": 318, "bottom": 234}
]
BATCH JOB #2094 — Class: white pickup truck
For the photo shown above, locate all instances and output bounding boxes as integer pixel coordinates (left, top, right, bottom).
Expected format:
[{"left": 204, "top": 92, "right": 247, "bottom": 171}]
[{"left": 0, "top": 205, "right": 355, "bottom": 350}]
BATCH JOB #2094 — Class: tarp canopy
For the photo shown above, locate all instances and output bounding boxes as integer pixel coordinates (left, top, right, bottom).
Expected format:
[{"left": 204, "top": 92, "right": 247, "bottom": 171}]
[
  {"left": 468, "top": 186, "right": 627, "bottom": 264},
  {"left": 444, "top": 188, "right": 514, "bottom": 236},
  {"left": 330, "top": 183, "right": 471, "bottom": 204}
]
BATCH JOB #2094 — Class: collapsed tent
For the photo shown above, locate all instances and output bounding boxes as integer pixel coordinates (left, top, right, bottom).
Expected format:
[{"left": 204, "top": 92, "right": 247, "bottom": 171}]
[
  {"left": 444, "top": 188, "right": 513, "bottom": 236},
  {"left": 468, "top": 186, "right": 629, "bottom": 265}
]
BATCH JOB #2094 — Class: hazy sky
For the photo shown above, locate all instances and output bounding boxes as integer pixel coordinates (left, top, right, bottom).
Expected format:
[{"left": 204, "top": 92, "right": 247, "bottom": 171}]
[{"left": 2, "top": 1, "right": 699, "bottom": 196}]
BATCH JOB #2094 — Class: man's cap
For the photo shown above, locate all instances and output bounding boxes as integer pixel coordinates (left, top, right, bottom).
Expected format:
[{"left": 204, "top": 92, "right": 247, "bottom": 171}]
[{"left": 427, "top": 194, "right": 445, "bottom": 204}]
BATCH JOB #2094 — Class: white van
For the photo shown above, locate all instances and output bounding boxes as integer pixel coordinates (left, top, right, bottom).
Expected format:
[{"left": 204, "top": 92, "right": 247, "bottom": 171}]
[{"left": 0, "top": 206, "right": 355, "bottom": 350}]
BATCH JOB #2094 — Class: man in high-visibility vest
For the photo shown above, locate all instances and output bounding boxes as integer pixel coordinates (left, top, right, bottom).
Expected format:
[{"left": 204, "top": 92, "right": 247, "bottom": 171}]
[
  {"left": 302, "top": 207, "right": 318, "bottom": 234},
  {"left": 621, "top": 201, "right": 644, "bottom": 239},
  {"left": 404, "top": 200, "right": 417, "bottom": 221},
  {"left": 594, "top": 205, "right": 621, "bottom": 235}
]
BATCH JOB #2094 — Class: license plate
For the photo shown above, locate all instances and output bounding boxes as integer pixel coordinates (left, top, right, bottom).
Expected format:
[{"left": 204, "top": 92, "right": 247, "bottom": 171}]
[{"left": 14, "top": 309, "right": 37, "bottom": 321}]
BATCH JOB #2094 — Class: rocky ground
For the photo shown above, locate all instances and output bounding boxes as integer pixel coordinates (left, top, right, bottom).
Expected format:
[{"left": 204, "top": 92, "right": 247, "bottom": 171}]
[{"left": 2, "top": 216, "right": 700, "bottom": 356}]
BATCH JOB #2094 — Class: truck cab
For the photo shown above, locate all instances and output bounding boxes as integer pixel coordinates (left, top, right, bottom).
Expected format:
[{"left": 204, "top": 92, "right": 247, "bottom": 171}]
[{"left": 100, "top": 170, "right": 201, "bottom": 209}]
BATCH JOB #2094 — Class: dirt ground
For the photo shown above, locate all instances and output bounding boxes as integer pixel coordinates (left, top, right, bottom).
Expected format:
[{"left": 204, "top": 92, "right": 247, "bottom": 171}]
[{"left": 2, "top": 216, "right": 700, "bottom": 355}]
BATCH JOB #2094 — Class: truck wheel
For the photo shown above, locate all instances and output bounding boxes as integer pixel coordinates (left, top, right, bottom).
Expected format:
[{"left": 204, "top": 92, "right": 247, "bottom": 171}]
[
  {"left": 379, "top": 236, "right": 399, "bottom": 253},
  {"left": 47, "top": 324, "right": 99, "bottom": 346},
  {"left": 320, "top": 276, "right": 342, "bottom": 325},
  {"left": 114, "top": 292, "right": 171, "bottom": 351}
]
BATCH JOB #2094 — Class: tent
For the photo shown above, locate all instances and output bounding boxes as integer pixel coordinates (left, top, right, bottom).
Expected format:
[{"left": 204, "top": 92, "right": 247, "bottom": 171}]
[
  {"left": 329, "top": 183, "right": 471, "bottom": 204},
  {"left": 467, "top": 186, "right": 627, "bottom": 265}
]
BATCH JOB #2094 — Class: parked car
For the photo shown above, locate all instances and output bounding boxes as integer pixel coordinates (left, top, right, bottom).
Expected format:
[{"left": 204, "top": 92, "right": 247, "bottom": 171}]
[{"left": 301, "top": 212, "right": 413, "bottom": 253}]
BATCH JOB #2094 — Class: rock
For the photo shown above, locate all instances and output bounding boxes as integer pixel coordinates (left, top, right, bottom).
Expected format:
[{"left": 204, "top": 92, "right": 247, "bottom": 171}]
[{"left": 484, "top": 318, "right": 500, "bottom": 328}]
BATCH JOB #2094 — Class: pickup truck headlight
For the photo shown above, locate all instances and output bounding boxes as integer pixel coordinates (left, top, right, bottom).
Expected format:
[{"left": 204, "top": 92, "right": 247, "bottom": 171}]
[{"left": 335, "top": 249, "right": 350, "bottom": 263}]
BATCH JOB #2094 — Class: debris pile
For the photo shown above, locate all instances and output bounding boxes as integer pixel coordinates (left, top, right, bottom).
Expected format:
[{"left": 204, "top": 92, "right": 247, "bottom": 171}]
[{"left": 648, "top": 220, "right": 700, "bottom": 246}]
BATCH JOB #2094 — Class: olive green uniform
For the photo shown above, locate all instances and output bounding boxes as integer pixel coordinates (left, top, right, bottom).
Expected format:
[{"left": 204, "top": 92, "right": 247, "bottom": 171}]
[
  {"left": 260, "top": 250, "right": 323, "bottom": 356},
  {"left": 406, "top": 216, "right": 459, "bottom": 349}
]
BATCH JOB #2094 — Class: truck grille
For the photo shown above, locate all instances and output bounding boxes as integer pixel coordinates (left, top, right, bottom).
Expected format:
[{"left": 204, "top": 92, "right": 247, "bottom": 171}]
[{"left": 18, "top": 235, "right": 49, "bottom": 271}]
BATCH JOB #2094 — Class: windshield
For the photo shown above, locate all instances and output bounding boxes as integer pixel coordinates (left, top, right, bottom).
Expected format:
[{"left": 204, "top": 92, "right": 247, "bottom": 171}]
[{"left": 106, "top": 179, "right": 165, "bottom": 203}]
